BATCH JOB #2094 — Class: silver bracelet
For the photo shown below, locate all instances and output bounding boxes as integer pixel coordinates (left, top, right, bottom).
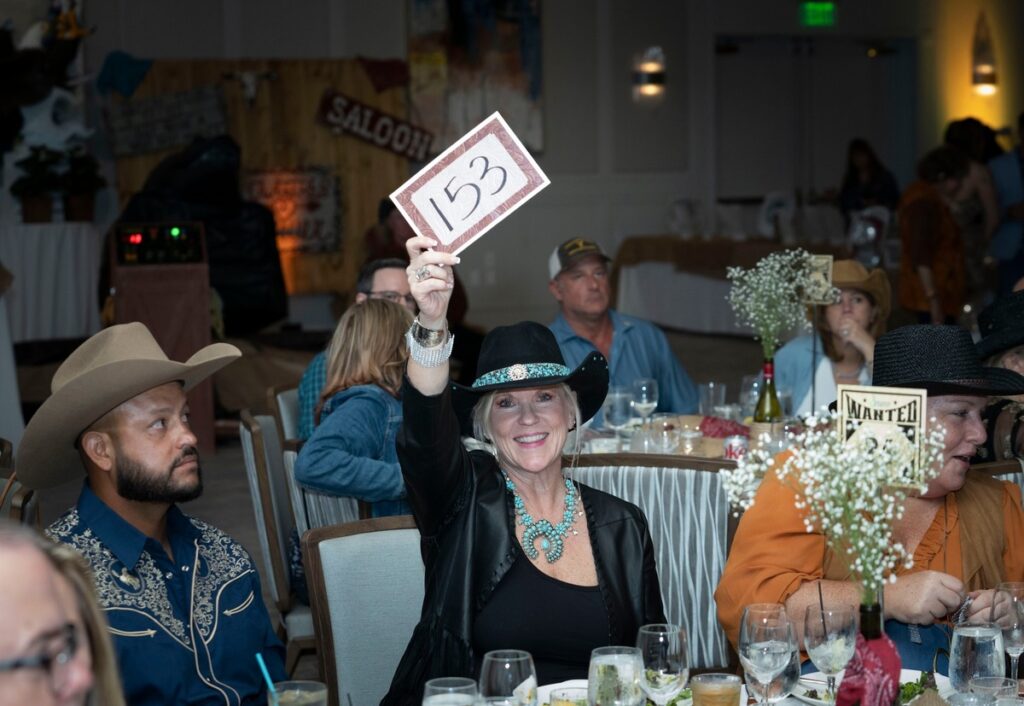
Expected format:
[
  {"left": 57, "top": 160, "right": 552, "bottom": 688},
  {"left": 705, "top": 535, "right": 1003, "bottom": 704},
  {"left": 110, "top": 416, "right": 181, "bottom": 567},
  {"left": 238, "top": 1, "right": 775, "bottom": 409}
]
[
  {"left": 406, "top": 328, "right": 454, "bottom": 367},
  {"left": 411, "top": 317, "right": 448, "bottom": 347}
]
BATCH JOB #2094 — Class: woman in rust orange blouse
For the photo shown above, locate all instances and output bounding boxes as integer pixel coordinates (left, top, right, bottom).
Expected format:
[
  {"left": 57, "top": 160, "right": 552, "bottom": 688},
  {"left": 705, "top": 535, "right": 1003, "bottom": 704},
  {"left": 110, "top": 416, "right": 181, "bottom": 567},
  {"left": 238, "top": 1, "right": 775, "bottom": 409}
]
[{"left": 715, "top": 325, "right": 1024, "bottom": 672}]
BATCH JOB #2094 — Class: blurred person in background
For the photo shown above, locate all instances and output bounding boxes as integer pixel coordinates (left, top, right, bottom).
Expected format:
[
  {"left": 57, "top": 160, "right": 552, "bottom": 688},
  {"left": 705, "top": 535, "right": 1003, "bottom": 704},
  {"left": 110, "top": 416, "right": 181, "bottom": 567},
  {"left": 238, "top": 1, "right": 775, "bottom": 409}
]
[
  {"left": 837, "top": 138, "right": 901, "bottom": 227},
  {"left": 989, "top": 112, "right": 1024, "bottom": 296},
  {"left": 974, "top": 290, "right": 1024, "bottom": 463},
  {"left": 898, "top": 147, "right": 969, "bottom": 324},
  {"left": 774, "top": 260, "right": 891, "bottom": 415},
  {"left": 944, "top": 118, "right": 1001, "bottom": 304},
  {"left": 296, "top": 298, "right": 413, "bottom": 517}
]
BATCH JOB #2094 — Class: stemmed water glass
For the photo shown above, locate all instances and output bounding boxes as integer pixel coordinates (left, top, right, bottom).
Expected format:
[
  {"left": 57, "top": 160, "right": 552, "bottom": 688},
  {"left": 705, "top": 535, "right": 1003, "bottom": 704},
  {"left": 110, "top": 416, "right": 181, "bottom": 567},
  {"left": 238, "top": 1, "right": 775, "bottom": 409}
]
[
  {"left": 803, "top": 605, "right": 857, "bottom": 701},
  {"left": 588, "top": 646, "right": 645, "bottom": 706},
  {"left": 631, "top": 379, "right": 658, "bottom": 430},
  {"left": 992, "top": 583, "right": 1024, "bottom": 684},
  {"left": 478, "top": 650, "right": 537, "bottom": 705},
  {"left": 739, "top": 605, "right": 796, "bottom": 706},
  {"left": 423, "top": 677, "right": 481, "bottom": 705},
  {"left": 636, "top": 624, "right": 689, "bottom": 706},
  {"left": 602, "top": 387, "right": 636, "bottom": 451}
]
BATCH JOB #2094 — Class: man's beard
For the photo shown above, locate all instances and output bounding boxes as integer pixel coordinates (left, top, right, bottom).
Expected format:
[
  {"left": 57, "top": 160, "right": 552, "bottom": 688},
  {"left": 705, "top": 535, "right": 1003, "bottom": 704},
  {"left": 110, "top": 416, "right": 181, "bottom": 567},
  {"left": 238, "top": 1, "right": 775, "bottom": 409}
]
[{"left": 115, "top": 447, "right": 204, "bottom": 504}]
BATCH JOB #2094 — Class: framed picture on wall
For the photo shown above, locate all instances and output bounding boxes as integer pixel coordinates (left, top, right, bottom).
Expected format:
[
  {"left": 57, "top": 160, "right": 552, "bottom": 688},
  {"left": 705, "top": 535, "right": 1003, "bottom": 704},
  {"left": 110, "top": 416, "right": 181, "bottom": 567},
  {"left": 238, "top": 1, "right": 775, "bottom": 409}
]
[{"left": 407, "top": 0, "right": 543, "bottom": 156}]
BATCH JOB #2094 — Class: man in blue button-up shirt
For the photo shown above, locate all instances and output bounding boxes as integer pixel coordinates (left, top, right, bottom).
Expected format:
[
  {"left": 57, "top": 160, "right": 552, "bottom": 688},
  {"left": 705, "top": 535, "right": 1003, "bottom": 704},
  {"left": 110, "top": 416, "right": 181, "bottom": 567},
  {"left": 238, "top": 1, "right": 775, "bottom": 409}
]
[
  {"left": 18, "top": 323, "right": 286, "bottom": 705},
  {"left": 547, "top": 238, "right": 698, "bottom": 426}
]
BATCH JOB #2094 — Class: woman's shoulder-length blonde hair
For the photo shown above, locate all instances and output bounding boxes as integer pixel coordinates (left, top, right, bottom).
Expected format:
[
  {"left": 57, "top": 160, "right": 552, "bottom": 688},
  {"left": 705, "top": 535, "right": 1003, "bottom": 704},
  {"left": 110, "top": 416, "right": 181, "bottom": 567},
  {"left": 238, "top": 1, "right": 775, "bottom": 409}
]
[{"left": 316, "top": 298, "right": 413, "bottom": 424}]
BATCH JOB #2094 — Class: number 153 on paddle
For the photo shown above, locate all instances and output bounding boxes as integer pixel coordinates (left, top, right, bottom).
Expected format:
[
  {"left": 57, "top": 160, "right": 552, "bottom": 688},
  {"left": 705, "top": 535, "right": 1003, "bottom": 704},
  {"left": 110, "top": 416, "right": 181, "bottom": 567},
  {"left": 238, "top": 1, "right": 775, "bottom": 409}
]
[{"left": 390, "top": 112, "right": 550, "bottom": 255}]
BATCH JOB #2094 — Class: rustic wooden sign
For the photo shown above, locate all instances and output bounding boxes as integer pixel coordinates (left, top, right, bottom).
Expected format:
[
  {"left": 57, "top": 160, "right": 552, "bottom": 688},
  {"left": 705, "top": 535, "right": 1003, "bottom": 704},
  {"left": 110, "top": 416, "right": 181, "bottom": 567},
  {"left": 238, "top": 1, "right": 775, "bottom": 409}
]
[
  {"left": 242, "top": 168, "right": 340, "bottom": 254},
  {"left": 317, "top": 89, "right": 433, "bottom": 161},
  {"left": 108, "top": 86, "right": 227, "bottom": 157}
]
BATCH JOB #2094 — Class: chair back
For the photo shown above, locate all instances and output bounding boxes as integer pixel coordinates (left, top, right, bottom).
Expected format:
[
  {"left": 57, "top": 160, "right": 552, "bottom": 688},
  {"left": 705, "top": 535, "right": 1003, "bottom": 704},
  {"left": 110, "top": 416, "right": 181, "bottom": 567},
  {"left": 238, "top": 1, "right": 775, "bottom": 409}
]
[
  {"left": 282, "top": 440, "right": 364, "bottom": 534},
  {"left": 270, "top": 385, "right": 300, "bottom": 441},
  {"left": 240, "top": 411, "right": 295, "bottom": 613},
  {"left": 2, "top": 437, "right": 38, "bottom": 526},
  {"left": 975, "top": 458, "right": 1024, "bottom": 496},
  {"left": 303, "top": 516, "right": 423, "bottom": 706},
  {"left": 567, "top": 453, "right": 737, "bottom": 669}
]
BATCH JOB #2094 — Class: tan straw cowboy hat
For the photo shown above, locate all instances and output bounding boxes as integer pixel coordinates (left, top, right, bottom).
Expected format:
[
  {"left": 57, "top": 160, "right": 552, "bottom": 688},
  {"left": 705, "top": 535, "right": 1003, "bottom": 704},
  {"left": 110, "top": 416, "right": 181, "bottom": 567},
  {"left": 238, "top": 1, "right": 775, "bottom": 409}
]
[{"left": 17, "top": 322, "right": 241, "bottom": 489}]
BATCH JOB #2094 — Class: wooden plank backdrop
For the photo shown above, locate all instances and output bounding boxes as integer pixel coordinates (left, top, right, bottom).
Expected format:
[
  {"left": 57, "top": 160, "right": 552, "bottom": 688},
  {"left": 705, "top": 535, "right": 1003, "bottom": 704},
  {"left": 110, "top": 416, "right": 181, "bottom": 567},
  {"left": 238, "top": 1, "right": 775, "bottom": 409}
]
[{"left": 111, "top": 59, "right": 410, "bottom": 295}]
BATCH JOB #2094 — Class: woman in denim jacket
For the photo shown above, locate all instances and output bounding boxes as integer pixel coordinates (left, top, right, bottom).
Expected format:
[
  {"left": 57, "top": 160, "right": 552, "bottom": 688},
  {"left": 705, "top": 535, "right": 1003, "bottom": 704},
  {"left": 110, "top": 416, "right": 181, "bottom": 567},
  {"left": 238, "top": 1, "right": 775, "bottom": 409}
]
[{"left": 296, "top": 298, "right": 412, "bottom": 517}]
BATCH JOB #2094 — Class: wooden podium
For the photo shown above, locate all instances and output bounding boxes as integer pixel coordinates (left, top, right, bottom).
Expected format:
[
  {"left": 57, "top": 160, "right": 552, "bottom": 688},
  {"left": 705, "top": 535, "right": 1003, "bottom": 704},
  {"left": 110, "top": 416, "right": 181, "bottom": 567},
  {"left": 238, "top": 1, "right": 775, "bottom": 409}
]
[{"left": 110, "top": 224, "right": 216, "bottom": 453}]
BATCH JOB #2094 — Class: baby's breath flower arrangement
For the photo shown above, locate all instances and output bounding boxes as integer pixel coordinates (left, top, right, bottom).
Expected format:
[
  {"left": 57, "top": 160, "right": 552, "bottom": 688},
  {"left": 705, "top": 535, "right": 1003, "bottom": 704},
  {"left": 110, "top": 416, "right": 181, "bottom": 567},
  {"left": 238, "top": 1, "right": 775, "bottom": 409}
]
[
  {"left": 727, "top": 249, "right": 819, "bottom": 358},
  {"left": 722, "top": 412, "right": 946, "bottom": 604}
]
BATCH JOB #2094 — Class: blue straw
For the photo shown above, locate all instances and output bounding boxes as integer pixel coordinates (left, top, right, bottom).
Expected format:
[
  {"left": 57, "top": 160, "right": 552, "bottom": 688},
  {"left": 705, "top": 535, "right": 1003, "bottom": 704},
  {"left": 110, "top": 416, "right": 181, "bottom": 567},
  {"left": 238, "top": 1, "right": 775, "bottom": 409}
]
[{"left": 255, "top": 653, "right": 277, "bottom": 701}]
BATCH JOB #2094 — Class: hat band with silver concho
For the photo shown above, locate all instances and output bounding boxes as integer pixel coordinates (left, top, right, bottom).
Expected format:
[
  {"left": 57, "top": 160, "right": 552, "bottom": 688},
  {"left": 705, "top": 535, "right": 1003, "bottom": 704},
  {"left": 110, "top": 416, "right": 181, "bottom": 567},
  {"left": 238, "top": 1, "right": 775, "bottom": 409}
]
[{"left": 472, "top": 363, "right": 571, "bottom": 388}]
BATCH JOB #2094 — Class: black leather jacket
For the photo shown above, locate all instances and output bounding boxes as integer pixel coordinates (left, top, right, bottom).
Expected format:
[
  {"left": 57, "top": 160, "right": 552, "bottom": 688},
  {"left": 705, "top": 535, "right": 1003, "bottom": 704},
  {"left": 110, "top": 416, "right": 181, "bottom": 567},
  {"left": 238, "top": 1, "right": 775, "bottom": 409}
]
[{"left": 382, "top": 381, "right": 665, "bottom": 706}]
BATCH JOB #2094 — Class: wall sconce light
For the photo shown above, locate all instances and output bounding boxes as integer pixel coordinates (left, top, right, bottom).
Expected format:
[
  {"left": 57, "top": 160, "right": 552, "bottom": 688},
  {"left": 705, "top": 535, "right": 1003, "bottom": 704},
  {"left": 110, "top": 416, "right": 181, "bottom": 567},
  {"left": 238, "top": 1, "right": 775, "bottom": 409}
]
[
  {"left": 632, "top": 46, "right": 666, "bottom": 101},
  {"left": 971, "top": 12, "right": 997, "bottom": 96}
]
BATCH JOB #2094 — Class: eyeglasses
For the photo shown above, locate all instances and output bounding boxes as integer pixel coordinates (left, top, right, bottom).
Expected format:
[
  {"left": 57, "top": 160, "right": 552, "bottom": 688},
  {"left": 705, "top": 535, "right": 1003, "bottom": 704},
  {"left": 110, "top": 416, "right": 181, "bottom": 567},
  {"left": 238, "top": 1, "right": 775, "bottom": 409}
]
[
  {"left": 368, "top": 290, "right": 416, "bottom": 307},
  {"left": 0, "top": 623, "right": 79, "bottom": 693}
]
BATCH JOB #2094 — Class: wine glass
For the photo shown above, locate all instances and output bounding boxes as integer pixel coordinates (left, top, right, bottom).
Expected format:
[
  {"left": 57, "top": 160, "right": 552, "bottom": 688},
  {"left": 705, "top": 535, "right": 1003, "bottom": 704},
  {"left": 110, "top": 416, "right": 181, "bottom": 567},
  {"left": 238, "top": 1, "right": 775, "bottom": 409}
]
[
  {"left": 423, "top": 677, "right": 480, "bottom": 705},
  {"left": 950, "top": 622, "right": 1006, "bottom": 692},
  {"left": 740, "top": 375, "right": 761, "bottom": 420},
  {"left": 636, "top": 624, "right": 689, "bottom": 705},
  {"left": 632, "top": 379, "right": 658, "bottom": 430},
  {"left": 744, "top": 642, "right": 800, "bottom": 705},
  {"left": 992, "top": 583, "right": 1024, "bottom": 685},
  {"left": 803, "top": 605, "right": 857, "bottom": 701},
  {"left": 602, "top": 387, "right": 636, "bottom": 451},
  {"left": 587, "top": 646, "right": 644, "bottom": 706},
  {"left": 739, "top": 605, "right": 795, "bottom": 706},
  {"left": 478, "top": 650, "right": 537, "bottom": 705}
]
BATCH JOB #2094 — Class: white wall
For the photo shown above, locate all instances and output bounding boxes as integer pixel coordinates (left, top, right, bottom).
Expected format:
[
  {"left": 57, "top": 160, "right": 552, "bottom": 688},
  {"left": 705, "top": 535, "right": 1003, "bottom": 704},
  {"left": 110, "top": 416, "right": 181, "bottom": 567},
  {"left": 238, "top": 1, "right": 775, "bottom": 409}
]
[{"left": 65, "top": 0, "right": 1022, "bottom": 329}]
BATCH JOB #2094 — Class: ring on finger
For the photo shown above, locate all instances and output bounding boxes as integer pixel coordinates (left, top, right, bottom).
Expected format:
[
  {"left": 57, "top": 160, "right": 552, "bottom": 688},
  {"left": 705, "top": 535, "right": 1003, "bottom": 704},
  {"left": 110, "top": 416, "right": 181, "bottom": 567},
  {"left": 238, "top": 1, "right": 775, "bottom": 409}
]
[{"left": 415, "top": 265, "right": 431, "bottom": 282}]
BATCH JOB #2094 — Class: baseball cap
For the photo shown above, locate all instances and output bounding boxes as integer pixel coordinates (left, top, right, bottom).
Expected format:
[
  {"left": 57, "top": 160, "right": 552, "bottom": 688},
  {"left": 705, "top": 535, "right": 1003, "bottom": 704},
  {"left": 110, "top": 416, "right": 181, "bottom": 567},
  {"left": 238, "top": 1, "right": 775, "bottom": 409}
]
[{"left": 548, "top": 238, "right": 611, "bottom": 280}]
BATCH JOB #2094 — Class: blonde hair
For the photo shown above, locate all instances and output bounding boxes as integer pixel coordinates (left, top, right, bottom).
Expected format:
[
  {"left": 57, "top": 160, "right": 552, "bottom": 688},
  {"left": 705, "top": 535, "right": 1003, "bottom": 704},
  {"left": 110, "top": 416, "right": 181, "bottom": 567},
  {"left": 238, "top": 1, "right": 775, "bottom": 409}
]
[
  {"left": 315, "top": 298, "right": 413, "bottom": 424},
  {"left": 0, "top": 522, "right": 125, "bottom": 706},
  {"left": 469, "top": 383, "right": 584, "bottom": 461}
]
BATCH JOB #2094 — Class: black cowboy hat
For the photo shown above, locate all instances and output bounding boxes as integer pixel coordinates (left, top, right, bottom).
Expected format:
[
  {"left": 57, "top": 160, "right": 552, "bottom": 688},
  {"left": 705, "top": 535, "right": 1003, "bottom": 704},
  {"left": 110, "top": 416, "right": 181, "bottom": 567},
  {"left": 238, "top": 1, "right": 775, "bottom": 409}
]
[
  {"left": 873, "top": 324, "right": 1024, "bottom": 397},
  {"left": 976, "top": 291, "right": 1024, "bottom": 362},
  {"left": 450, "top": 321, "right": 609, "bottom": 436}
]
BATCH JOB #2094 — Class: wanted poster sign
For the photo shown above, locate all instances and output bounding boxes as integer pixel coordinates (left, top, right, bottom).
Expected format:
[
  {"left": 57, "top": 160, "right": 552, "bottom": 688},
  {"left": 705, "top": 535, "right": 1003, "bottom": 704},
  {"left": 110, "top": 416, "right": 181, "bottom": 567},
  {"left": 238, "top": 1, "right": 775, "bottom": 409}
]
[
  {"left": 803, "top": 254, "right": 836, "bottom": 305},
  {"left": 390, "top": 112, "right": 549, "bottom": 255},
  {"left": 837, "top": 384, "right": 928, "bottom": 486}
]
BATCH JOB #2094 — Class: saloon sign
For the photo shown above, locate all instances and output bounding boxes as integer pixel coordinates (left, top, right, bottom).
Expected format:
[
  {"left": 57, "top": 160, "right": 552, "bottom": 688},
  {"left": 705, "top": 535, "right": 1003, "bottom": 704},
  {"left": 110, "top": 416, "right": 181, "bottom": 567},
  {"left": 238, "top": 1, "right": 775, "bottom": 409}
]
[{"left": 317, "top": 89, "right": 433, "bottom": 161}]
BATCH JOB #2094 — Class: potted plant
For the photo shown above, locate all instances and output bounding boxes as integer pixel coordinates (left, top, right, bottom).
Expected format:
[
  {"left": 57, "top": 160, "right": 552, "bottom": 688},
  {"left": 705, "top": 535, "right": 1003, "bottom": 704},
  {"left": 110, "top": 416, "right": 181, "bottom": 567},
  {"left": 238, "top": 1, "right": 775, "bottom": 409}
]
[
  {"left": 60, "top": 146, "right": 106, "bottom": 222},
  {"left": 9, "top": 146, "right": 62, "bottom": 223}
]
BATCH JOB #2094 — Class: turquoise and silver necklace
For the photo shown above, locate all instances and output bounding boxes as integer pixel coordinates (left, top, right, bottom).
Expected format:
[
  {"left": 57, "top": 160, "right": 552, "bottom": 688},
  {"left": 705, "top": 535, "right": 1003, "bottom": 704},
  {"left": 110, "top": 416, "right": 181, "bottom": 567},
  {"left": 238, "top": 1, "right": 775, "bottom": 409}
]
[{"left": 502, "top": 472, "right": 580, "bottom": 563}]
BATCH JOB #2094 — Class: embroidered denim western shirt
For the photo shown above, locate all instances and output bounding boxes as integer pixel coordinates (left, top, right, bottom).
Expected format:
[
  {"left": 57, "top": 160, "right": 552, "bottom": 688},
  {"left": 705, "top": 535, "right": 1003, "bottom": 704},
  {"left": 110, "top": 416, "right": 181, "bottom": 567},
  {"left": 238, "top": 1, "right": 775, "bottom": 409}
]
[
  {"left": 549, "top": 310, "right": 698, "bottom": 426},
  {"left": 47, "top": 485, "right": 286, "bottom": 706}
]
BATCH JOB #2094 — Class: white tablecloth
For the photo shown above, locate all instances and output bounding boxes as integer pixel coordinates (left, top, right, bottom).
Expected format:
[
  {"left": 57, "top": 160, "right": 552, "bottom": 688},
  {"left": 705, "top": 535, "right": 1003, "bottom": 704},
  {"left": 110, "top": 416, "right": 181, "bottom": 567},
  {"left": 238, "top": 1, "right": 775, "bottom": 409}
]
[
  {"left": 0, "top": 222, "right": 104, "bottom": 343},
  {"left": 616, "top": 261, "right": 754, "bottom": 335}
]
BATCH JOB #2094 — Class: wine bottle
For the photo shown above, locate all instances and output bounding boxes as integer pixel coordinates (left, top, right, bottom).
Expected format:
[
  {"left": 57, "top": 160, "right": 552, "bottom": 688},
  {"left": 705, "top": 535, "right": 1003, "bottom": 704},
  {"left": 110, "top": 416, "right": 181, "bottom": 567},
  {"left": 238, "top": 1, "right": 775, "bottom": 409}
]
[
  {"left": 753, "top": 359, "right": 783, "bottom": 423},
  {"left": 859, "top": 602, "right": 882, "bottom": 640}
]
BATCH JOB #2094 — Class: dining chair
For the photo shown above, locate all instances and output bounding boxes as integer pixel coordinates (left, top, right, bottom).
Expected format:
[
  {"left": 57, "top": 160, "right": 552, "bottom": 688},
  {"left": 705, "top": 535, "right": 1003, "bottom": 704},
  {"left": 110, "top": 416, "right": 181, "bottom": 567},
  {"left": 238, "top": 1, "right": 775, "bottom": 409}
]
[
  {"left": 1, "top": 437, "right": 38, "bottom": 526},
  {"left": 239, "top": 412, "right": 316, "bottom": 675},
  {"left": 302, "top": 516, "right": 423, "bottom": 706},
  {"left": 566, "top": 452, "right": 738, "bottom": 670},
  {"left": 269, "top": 385, "right": 300, "bottom": 441},
  {"left": 282, "top": 440, "right": 366, "bottom": 537},
  {"left": 975, "top": 458, "right": 1024, "bottom": 496}
]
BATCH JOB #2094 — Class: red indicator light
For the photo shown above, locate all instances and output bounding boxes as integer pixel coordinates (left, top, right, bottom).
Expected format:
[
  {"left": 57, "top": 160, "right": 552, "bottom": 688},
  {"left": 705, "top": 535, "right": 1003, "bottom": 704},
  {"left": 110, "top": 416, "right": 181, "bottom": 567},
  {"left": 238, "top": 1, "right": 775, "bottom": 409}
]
[{"left": 128, "top": 233, "right": 143, "bottom": 245}]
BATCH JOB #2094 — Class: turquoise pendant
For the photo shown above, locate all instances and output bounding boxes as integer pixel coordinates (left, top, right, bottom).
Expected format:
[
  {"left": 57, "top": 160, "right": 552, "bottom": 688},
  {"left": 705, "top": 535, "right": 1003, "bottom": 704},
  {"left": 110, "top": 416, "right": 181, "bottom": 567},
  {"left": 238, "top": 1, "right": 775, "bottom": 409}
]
[{"left": 505, "top": 474, "right": 577, "bottom": 563}]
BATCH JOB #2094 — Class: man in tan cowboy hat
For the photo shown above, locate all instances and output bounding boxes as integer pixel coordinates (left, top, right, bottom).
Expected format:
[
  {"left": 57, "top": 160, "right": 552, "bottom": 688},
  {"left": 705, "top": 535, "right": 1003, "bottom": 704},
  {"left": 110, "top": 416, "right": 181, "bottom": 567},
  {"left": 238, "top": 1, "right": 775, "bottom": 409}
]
[{"left": 17, "top": 323, "right": 286, "bottom": 706}]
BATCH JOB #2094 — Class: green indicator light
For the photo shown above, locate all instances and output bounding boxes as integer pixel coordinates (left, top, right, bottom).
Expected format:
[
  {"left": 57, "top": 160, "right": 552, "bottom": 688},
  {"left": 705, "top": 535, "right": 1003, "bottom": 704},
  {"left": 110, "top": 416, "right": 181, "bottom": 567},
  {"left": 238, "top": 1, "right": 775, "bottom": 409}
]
[
  {"left": 799, "top": 1, "right": 836, "bottom": 27},
  {"left": 170, "top": 227, "right": 181, "bottom": 238}
]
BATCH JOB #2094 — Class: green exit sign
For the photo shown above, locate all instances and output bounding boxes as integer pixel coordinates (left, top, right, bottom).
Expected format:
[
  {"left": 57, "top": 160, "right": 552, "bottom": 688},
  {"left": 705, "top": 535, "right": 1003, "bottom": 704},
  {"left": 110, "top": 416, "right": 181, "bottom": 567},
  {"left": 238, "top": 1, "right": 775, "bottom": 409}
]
[{"left": 799, "top": 1, "right": 837, "bottom": 27}]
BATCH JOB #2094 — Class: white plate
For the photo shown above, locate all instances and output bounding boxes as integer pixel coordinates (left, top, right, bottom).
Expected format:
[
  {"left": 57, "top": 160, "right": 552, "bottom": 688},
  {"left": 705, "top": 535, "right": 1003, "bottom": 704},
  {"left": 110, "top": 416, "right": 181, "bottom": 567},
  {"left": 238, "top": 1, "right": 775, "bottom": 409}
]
[{"left": 793, "top": 669, "right": 954, "bottom": 706}]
